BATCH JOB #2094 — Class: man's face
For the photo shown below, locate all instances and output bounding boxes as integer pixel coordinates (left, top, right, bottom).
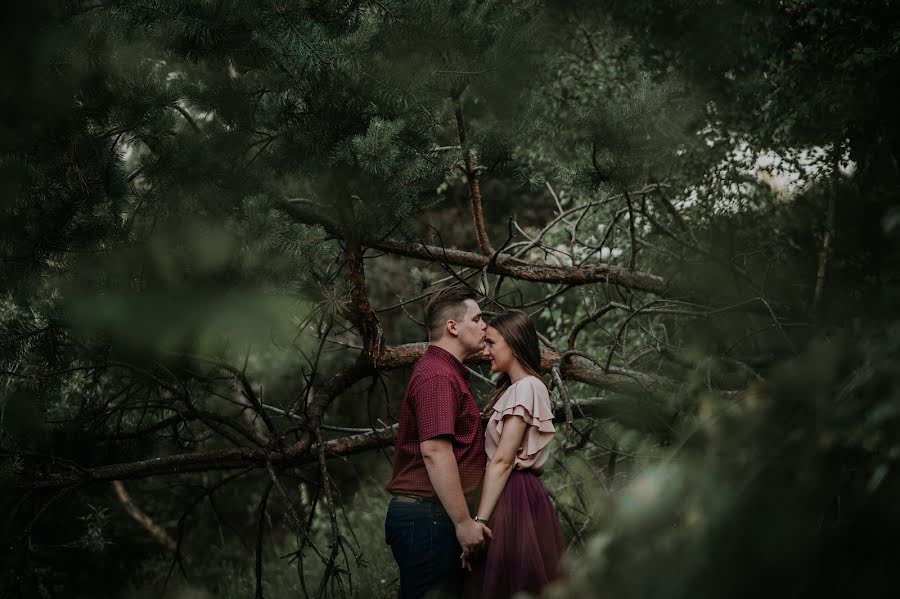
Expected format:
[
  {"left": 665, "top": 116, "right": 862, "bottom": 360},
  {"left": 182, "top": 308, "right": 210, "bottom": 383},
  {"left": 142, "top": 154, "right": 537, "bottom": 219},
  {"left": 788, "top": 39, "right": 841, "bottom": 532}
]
[{"left": 454, "top": 299, "right": 487, "bottom": 353}]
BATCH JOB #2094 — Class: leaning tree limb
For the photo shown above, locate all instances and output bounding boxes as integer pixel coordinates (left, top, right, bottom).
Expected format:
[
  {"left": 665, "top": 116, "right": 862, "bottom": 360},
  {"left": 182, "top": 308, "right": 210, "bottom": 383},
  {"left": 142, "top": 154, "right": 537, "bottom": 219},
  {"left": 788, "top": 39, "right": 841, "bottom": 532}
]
[
  {"left": 113, "top": 480, "right": 177, "bottom": 551},
  {"left": 14, "top": 388, "right": 677, "bottom": 494},
  {"left": 377, "top": 343, "right": 681, "bottom": 396},
  {"left": 277, "top": 198, "right": 669, "bottom": 295},
  {"left": 14, "top": 341, "right": 684, "bottom": 492},
  {"left": 376, "top": 238, "right": 667, "bottom": 293}
]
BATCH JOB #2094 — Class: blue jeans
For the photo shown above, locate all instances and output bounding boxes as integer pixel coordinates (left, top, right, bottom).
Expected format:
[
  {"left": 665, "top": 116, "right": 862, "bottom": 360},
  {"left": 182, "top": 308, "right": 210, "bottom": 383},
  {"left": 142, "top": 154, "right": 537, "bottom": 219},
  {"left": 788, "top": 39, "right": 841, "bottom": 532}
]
[{"left": 385, "top": 496, "right": 462, "bottom": 599}]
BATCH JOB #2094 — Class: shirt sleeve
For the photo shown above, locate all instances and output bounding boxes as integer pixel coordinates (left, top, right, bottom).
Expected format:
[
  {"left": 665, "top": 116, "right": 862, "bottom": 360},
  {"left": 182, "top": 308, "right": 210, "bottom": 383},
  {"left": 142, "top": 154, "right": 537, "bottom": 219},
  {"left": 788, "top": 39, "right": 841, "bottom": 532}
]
[
  {"left": 493, "top": 378, "right": 555, "bottom": 460},
  {"left": 410, "top": 375, "right": 459, "bottom": 441}
]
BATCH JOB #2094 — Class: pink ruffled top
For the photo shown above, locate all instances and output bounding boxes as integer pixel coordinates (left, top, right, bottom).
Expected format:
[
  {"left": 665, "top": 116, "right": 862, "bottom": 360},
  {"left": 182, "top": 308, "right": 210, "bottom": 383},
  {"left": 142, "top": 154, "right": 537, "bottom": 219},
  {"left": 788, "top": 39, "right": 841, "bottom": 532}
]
[{"left": 484, "top": 375, "right": 556, "bottom": 471}]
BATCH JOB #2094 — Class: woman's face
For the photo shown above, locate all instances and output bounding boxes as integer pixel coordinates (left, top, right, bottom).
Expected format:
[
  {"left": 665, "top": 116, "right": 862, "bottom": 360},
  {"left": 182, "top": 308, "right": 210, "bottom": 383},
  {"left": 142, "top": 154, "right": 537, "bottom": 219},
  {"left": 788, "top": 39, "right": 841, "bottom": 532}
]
[{"left": 482, "top": 325, "right": 517, "bottom": 374}]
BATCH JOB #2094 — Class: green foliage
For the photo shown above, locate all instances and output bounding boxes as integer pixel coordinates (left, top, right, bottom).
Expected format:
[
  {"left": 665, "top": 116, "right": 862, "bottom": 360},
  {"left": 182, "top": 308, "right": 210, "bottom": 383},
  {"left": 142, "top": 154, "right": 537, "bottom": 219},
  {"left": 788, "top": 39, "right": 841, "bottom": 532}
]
[
  {"left": 597, "top": 0, "right": 900, "bottom": 149},
  {"left": 552, "top": 330, "right": 900, "bottom": 599},
  {"left": 2, "top": 0, "right": 899, "bottom": 597}
]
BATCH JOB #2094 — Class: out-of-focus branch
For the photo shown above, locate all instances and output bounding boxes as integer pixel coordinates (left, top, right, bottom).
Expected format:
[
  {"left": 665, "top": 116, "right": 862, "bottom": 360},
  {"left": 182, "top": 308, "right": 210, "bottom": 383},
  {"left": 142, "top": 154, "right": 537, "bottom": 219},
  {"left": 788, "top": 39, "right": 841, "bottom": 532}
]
[
  {"left": 173, "top": 102, "right": 201, "bottom": 134},
  {"left": 181, "top": 355, "right": 279, "bottom": 441},
  {"left": 550, "top": 365, "right": 576, "bottom": 448},
  {"left": 813, "top": 143, "right": 840, "bottom": 313},
  {"left": 255, "top": 481, "right": 273, "bottom": 599},
  {"left": 568, "top": 302, "right": 629, "bottom": 350},
  {"left": 233, "top": 386, "right": 271, "bottom": 445},
  {"left": 113, "top": 480, "right": 176, "bottom": 551},
  {"left": 18, "top": 389, "right": 687, "bottom": 494},
  {"left": 16, "top": 421, "right": 397, "bottom": 492},
  {"left": 637, "top": 198, "right": 759, "bottom": 292},
  {"left": 623, "top": 189, "right": 638, "bottom": 271}
]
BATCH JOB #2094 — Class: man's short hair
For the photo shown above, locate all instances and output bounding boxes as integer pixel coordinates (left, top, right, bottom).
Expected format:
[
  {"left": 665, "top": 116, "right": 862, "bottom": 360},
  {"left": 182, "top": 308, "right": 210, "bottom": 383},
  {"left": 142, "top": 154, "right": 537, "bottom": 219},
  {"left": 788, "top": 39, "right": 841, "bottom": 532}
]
[{"left": 424, "top": 284, "right": 477, "bottom": 341}]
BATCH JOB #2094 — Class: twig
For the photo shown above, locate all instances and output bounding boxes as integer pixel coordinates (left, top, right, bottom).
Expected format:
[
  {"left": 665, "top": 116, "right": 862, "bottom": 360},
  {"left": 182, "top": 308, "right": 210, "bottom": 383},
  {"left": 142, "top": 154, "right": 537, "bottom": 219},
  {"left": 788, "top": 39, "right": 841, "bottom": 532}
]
[
  {"left": 113, "top": 480, "right": 176, "bottom": 551},
  {"left": 314, "top": 426, "right": 345, "bottom": 598},
  {"left": 255, "top": 481, "right": 274, "bottom": 599},
  {"left": 173, "top": 102, "right": 201, "bottom": 134},
  {"left": 567, "top": 302, "right": 629, "bottom": 350},
  {"left": 550, "top": 365, "right": 576, "bottom": 449},
  {"left": 623, "top": 188, "right": 638, "bottom": 271}
]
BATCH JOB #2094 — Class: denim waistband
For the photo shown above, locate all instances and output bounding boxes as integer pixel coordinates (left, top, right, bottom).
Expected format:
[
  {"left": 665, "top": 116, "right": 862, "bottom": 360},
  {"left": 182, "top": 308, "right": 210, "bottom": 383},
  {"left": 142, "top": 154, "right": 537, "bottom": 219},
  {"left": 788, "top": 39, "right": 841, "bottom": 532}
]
[
  {"left": 389, "top": 493, "right": 482, "bottom": 518},
  {"left": 391, "top": 493, "right": 440, "bottom": 504}
]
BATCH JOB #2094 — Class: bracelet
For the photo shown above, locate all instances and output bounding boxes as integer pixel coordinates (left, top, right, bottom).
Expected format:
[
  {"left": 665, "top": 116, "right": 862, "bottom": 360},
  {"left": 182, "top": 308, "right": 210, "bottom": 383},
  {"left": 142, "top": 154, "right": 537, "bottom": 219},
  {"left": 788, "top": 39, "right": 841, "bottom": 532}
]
[{"left": 473, "top": 515, "right": 487, "bottom": 524}]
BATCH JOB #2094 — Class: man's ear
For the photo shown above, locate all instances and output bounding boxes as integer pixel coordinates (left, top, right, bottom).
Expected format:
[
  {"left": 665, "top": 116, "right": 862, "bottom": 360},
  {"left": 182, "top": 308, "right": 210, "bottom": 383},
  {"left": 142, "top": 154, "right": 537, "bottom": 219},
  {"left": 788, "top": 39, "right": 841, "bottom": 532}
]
[{"left": 445, "top": 319, "right": 458, "bottom": 338}]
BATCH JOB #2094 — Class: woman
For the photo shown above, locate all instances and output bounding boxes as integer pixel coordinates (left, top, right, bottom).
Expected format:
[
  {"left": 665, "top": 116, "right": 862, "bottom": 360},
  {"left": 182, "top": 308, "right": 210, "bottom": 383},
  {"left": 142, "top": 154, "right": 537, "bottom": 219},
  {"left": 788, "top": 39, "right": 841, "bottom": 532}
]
[{"left": 465, "top": 310, "right": 565, "bottom": 598}]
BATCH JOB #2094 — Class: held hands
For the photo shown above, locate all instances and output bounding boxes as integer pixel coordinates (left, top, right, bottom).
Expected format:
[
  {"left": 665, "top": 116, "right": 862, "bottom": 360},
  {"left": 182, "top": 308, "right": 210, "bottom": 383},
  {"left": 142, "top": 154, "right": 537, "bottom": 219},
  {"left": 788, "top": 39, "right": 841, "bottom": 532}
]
[{"left": 456, "top": 518, "right": 492, "bottom": 571}]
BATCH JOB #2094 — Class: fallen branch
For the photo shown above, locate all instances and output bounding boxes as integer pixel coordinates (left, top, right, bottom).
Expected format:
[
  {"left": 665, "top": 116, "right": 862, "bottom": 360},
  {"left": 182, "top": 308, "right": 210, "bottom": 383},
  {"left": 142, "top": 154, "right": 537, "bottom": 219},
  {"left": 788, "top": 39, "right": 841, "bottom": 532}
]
[
  {"left": 378, "top": 343, "right": 681, "bottom": 395},
  {"left": 277, "top": 199, "right": 668, "bottom": 295},
  {"left": 113, "top": 480, "right": 177, "bottom": 551},
  {"left": 16, "top": 389, "right": 679, "bottom": 493}
]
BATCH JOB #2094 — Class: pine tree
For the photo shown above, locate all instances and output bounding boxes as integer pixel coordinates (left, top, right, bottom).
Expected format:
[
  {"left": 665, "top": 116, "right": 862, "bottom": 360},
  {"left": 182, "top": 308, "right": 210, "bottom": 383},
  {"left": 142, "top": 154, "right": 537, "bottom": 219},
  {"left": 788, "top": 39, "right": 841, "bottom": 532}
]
[{"left": 2, "top": 1, "right": 899, "bottom": 597}]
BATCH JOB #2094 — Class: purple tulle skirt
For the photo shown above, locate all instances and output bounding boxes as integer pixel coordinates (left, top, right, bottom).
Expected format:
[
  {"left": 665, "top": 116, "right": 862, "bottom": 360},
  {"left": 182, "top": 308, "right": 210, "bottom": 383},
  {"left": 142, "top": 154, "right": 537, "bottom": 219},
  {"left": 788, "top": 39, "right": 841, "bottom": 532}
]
[{"left": 465, "top": 470, "right": 565, "bottom": 598}]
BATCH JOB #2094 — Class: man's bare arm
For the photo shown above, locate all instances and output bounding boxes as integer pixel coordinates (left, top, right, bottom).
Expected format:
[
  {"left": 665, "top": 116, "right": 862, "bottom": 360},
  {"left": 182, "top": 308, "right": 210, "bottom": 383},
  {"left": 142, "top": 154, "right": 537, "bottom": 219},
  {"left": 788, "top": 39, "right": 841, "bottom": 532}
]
[
  {"left": 420, "top": 438, "right": 468, "bottom": 523},
  {"left": 420, "top": 438, "right": 491, "bottom": 556}
]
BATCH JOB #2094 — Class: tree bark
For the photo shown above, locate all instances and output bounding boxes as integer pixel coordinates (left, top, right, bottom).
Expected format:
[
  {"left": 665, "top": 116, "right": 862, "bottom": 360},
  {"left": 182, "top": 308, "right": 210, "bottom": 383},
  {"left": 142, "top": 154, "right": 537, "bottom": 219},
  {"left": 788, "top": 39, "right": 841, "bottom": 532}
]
[{"left": 455, "top": 103, "right": 495, "bottom": 255}]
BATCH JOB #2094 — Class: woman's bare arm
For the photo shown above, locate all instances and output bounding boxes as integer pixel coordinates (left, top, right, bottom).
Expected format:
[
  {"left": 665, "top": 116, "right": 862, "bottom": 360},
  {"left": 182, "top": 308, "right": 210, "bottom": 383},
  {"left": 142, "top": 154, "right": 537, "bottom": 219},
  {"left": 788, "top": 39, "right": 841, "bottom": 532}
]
[{"left": 475, "top": 415, "right": 529, "bottom": 522}]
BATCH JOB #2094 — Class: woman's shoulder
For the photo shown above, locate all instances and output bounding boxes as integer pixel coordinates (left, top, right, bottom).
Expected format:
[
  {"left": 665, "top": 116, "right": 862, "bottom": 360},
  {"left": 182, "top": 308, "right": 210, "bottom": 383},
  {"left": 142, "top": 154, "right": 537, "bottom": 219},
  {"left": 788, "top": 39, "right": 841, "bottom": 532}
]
[
  {"left": 509, "top": 375, "right": 548, "bottom": 394},
  {"left": 493, "top": 375, "right": 554, "bottom": 423},
  {"left": 498, "top": 375, "right": 550, "bottom": 405}
]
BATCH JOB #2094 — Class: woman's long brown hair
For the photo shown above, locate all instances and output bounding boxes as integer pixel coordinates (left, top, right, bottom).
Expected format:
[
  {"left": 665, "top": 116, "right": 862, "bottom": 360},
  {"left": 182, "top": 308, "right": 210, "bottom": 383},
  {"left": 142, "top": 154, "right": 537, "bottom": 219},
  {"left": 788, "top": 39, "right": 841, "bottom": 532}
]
[{"left": 483, "top": 310, "right": 550, "bottom": 415}]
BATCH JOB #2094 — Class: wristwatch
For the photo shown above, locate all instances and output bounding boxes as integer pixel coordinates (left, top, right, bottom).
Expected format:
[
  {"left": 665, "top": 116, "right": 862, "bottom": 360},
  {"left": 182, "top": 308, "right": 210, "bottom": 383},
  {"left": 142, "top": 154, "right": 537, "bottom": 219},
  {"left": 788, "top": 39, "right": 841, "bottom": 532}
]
[{"left": 473, "top": 515, "right": 487, "bottom": 524}]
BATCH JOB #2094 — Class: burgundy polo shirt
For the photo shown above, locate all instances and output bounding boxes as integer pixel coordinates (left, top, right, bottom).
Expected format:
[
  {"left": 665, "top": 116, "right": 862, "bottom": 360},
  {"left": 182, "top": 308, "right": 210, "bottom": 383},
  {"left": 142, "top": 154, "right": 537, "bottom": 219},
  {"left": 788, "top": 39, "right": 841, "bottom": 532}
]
[{"left": 386, "top": 345, "right": 486, "bottom": 499}]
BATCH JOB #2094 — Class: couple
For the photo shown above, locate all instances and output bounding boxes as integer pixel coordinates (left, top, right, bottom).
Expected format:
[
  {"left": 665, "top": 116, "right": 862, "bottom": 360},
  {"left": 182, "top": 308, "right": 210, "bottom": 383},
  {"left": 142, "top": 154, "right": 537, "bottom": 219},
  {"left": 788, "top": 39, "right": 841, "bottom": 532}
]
[{"left": 385, "top": 285, "right": 565, "bottom": 598}]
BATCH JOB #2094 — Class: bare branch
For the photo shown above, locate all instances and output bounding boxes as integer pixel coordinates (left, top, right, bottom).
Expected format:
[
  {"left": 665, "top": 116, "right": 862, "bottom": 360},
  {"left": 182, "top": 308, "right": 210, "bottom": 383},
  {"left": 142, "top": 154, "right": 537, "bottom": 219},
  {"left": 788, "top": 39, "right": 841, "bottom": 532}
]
[
  {"left": 568, "top": 302, "right": 629, "bottom": 350},
  {"left": 173, "top": 102, "right": 201, "bottom": 134},
  {"left": 113, "top": 480, "right": 176, "bottom": 551},
  {"left": 623, "top": 188, "right": 638, "bottom": 271},
  {"left": 455, "top": 102, "right": 494, "bottom": 255},
  {"left": 813, "top": 143, "right": 840, "bottom": 313},
  {"left": 315, "top": 425, "right": 344, "bottom": 598},
  {"left": 550, "top": 365, "right": 576, "bottom": 448},
  {"left": 375, "top": 237, "right": 667, "bottom": 293},
  {"left": 255, "top": 481, "right": 274, "bottom": 599},
  {"left": 346, "top": 239, "right": 385, "bottom": 363},
  {"left": 278, "top": 198, "right": 669, "bottom": 294}
]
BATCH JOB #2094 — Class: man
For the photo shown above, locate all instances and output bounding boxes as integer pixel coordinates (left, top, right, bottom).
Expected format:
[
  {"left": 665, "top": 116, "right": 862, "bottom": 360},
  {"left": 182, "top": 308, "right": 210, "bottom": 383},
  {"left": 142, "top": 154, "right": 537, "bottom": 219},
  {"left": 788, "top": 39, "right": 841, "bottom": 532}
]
[{"left": 385, "top": 284, "right": 492, "bottom": 598}]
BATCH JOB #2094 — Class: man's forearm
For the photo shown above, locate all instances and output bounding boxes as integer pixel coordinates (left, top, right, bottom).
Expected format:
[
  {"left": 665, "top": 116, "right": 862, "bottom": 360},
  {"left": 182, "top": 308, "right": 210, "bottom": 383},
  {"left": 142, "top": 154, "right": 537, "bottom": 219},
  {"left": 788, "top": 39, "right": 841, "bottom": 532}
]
[{"left": 422, "top": 447, "right": 470, "bottom": 525}]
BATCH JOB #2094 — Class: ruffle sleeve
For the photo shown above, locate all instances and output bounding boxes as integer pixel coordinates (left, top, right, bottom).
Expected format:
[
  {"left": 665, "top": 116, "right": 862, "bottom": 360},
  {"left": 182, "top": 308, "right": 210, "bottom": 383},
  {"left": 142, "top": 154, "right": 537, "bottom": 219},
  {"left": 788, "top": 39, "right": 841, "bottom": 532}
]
[{"left": 492, "top": 377, "right": 556, "bottom": 461}]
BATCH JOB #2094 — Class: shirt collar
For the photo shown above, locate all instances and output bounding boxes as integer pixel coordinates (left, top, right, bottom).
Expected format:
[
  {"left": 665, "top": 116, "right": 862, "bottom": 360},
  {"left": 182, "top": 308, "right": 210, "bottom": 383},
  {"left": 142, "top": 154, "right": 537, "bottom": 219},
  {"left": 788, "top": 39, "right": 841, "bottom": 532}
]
[{"left": 426, "top": 345, "right": 470, "bottom": 381}]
